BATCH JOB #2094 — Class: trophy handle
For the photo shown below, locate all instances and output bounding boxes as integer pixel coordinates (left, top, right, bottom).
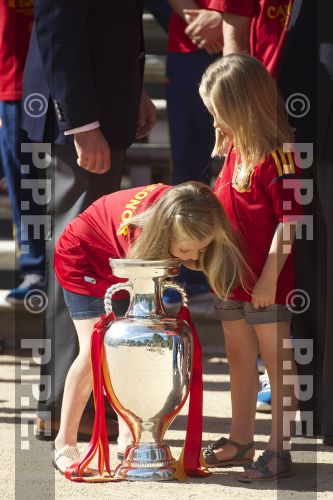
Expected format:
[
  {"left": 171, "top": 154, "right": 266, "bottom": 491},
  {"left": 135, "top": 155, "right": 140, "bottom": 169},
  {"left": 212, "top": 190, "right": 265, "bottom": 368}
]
[
  {"left": 162, "top": 281, "right": 188, "bottom": 308},
  {"left": 104, "top": 281, "right": 134, "bottom": 313}
]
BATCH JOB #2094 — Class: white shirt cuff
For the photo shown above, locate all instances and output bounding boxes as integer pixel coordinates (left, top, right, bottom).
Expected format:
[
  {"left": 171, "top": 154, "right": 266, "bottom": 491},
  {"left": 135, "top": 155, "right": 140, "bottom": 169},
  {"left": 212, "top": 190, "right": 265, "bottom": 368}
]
[{"left": 64, "top": 121, "right": 100, "bottom": 135}]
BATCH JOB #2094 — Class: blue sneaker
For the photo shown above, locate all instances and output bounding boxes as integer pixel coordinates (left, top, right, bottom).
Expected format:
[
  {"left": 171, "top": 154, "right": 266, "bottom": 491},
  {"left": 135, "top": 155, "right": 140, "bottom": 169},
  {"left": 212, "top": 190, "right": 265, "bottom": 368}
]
[
  {"left": 6, "top": 274, "right": 45, "bottom": 305},
  {"left": 256, "top": 372, "right": 271, "bottom": 412}
]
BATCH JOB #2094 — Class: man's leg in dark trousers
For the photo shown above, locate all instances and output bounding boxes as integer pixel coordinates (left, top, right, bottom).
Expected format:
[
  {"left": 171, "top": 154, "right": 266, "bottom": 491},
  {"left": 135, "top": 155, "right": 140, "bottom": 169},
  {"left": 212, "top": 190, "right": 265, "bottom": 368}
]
[
  {"left": 315, "top": 159, "right": 333, "bottom": 443},
  {"left": 37, "top": 144, "right": 125, "bottom": 438}
]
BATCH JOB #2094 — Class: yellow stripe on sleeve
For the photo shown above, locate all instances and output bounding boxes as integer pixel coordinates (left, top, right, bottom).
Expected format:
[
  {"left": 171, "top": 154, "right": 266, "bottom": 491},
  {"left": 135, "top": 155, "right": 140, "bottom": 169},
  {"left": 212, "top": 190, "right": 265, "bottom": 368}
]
[
  {"left": 278, "top": 147, "right": 295, "bottom": 175},
  {"left": 286, "top": 150, "right": 295, "bottom": 173},
  {"left": 271, "top": 150, "right": 283, "bottom": 177},
  {"left": 277, "top": 147, "right": 290, "bottom": 174}
]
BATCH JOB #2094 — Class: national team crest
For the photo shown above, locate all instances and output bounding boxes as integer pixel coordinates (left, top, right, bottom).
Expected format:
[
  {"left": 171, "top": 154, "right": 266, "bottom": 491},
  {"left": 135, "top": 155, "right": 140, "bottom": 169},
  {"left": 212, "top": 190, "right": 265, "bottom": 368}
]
[{"left": 232, "top": 164, "right": 254, "bottom": 192}]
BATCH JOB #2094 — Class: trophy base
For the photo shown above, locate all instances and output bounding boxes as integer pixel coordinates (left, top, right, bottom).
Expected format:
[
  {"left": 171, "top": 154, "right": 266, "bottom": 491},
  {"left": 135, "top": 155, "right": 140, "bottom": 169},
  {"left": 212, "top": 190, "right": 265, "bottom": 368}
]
[{"left": 114, "top": 443, "right": 178, "bottom": 481}]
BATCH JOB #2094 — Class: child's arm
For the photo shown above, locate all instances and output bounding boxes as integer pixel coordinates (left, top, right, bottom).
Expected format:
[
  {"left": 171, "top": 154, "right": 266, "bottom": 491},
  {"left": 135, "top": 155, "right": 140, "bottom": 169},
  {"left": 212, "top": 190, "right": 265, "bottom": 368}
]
[{"left": 252, "top": 221, "right": 297, "bottom": 309}]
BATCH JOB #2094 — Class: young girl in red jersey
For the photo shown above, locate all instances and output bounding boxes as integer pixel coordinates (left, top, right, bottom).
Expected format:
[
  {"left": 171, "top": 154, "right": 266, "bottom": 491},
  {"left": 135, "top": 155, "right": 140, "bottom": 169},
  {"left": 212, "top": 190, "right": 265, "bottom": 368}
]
[
  {"left": 199, "top": 53, "right": 301, "bottom": 482},
  {"left": 52, "top": 180, "right": 247, "bottom": 474}
]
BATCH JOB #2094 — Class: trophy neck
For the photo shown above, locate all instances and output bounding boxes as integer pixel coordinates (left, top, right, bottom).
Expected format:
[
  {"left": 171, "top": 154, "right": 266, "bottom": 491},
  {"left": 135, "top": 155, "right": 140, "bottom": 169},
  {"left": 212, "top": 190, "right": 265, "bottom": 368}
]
[{"left": 126, "top": 277, "right": 166, "bottom": 319}]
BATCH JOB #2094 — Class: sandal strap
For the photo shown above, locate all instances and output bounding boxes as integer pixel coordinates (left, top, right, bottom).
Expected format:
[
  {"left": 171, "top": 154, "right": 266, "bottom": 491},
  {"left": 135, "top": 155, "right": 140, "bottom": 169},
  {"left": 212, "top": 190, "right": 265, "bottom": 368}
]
[
  {"left": 203, "top": 437, "right": 254, "bottom": 461},
  {"left": 245, "top": 449, "right": 292, "bottom": 476},
  {"left": 51, "top": 442, "right": 80, "bottom": 464},
  {"left": 260, "top": 449, "right": 291, "bottom": 461},
  {"left": 57, "top": 446, "right": 80, "bottom": 461},
  {"left": 227, "top": 439, "right": 255, "bottom": 460},
  {"left": 203, "top": 436, "right": 228, "bottom": 456}
]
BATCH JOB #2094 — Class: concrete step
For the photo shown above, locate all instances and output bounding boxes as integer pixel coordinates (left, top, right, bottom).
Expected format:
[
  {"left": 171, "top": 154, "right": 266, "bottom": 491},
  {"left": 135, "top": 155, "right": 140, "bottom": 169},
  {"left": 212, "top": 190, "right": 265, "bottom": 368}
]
[
  {"left": 127, "top": 142, "right": 170, "bottom": 162},
  {"left": 143, "top": 13, "right": 168, "bottom": 55},
  {"left": 0, "top": 240, "right": 16, "bottom": 270},
  {"left": 0, "top": 218, "right": 13, "bottom": 241},
  {"left": 0, "top": 289, "right": 44, "bottom": 349},
  {"left": 149, "top": 99, "right": 169, "bottom": 145},
  {"left": 144, "top": 55, "right": 166, "bottom": 84},
  {"left": 152, "top": 98, "right": 167, "bottom": 120},
  {"left": 126, "top": 142, "right": 171, "bottom": 185},
  {"left": 0, "top": 195, "right": 11, "bottom": 220},
  {"left": 143, "top": 13, "right": 167, "bottom": 41}
]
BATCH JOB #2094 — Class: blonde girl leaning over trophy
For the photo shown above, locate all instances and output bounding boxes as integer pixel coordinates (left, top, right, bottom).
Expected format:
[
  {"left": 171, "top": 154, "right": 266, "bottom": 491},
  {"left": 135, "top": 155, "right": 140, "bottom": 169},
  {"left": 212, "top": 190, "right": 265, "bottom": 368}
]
[
  {"left": 199, "top": 53, "right": 303, "bottom": 482},
  {"left": 52, "top": 180, "right": 248, "bottom": 474}
]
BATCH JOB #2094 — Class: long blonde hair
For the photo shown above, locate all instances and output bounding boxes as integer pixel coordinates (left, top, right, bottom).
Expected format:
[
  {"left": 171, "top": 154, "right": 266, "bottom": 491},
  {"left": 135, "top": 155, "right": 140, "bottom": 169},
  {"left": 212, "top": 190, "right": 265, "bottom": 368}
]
[
  {"left": 124, "top": 181, "right": 249, "bottom": 298},
  {"left": 199, "top": 53, "right": 294, "bottom": 171}
]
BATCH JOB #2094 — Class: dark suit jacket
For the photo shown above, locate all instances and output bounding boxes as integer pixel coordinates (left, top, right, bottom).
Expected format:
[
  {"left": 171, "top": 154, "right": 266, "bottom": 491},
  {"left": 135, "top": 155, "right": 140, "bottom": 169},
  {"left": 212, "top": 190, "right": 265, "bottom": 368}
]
[{"left": 22, "top": 0, "right": 144, "bottom": 147}]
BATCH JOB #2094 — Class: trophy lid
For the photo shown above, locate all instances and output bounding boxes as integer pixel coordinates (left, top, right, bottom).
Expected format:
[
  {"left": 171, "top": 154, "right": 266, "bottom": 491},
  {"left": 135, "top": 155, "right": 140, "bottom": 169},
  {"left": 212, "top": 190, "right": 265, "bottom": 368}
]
[{"left": 109, "top": 258, "right": 181, "bottom": 279}]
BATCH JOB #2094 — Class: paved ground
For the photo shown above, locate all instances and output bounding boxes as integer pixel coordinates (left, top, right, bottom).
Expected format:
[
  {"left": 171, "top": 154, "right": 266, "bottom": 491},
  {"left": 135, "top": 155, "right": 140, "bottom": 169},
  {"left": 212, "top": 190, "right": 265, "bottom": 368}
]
[{"left": 1, "top": 349, "right": 333, "bottom": 500}]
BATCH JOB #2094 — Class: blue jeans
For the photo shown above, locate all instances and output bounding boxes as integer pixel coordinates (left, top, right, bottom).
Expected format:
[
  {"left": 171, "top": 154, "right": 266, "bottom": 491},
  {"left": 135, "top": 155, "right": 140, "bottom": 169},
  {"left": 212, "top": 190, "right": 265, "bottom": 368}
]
[
  {"left": 63, "top": 289, "right": 130, "bottom": 319},
  {"left": 0, "top": 100, "right": 45, "bottom": 276}
]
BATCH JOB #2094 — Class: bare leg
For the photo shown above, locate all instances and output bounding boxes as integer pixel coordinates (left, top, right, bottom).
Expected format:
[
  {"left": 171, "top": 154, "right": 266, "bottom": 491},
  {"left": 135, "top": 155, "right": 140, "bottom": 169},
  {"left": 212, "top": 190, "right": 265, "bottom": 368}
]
[
  {"left": 241, "top": 321, "right": 298, "bottom": 479},
  {"left": 54, "top": 317, "right": 132, "bottom": 451},
  {"left": 54, "top": 318, "right": 99, "bottom": 449},
  {"left": 213, "top": 319, "right": 259, "bottom": 461}
]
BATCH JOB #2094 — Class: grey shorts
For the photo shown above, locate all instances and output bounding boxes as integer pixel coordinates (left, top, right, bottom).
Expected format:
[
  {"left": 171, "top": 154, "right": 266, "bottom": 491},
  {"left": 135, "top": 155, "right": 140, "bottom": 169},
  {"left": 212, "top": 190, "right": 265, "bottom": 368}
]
[{"left": 214, "top": 297, "right": 292, "bottom": 324}]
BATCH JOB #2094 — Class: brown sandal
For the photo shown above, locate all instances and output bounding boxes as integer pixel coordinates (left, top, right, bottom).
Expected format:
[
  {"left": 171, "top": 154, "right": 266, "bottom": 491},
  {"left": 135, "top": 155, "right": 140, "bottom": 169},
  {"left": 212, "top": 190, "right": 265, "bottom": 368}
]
[
  {"left": 203, "top": 437, "right": 255, "bottom": 468},
  {"left": 238, "top": 449, "right": 293, "bottom": 482}
]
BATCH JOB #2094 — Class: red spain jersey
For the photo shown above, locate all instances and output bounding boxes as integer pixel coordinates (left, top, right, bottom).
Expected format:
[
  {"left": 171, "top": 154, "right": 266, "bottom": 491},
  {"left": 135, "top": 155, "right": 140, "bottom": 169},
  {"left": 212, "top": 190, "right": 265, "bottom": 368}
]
[
  {"left": 168, "top": 0, "right": 223, "bottom": 53},
  {"left": 0, "top": 0, "right": 34, "bottom": 100},
  {"left": 214, "top": 146, "right": 302, "bottom": 304},
  {"left": 55, "top": 184, "right": 170, "bottom": 298},
  {"left": 219, "top": 0, "right": 293, "bottom": 78}
]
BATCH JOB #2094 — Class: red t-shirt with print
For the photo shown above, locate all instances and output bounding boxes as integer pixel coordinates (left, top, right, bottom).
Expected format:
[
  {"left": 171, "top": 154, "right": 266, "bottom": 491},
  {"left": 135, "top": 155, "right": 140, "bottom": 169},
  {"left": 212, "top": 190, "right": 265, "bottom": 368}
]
[
  {"left": 219, "top": 0, "right": 293, "bottom": 77},
  {"left": 168, "top": 0, "right": 224, "bottom": 53},
  {"left": 214, "top": 146, "right": 302, "bottom": 304},
  {"left": 54, "top": 184, "right": 170, "bottom": 299},
  {"left": 0, "top": 0, "right": 34, "bottom": 100}
]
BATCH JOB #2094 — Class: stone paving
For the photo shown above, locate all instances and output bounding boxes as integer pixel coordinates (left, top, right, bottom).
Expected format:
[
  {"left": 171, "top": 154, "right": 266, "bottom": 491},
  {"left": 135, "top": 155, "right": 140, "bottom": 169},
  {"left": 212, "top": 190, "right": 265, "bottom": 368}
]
[{"left": 1, "top": 349, "right": 332, "bottom": 500}]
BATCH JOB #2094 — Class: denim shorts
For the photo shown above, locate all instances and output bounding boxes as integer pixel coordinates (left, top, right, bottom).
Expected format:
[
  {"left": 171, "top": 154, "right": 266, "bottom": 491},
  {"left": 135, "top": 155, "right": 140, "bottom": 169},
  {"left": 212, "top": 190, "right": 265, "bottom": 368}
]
[
  {"left": 63, "top": 289, "right": 130, "bottom": 320},
  {"left": 213, "top": 297, "right": 292, "bottom": 324}
]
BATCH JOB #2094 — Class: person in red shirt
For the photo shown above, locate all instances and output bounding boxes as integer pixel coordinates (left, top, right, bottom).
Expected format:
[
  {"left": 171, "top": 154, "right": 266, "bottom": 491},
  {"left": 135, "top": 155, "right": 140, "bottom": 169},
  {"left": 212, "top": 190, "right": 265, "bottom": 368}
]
[
  {"left": 221, "top": 0, "right": 294, "bottom": 78},
  {"left": 52, "top": 180, "right": 247, "bottom": 474},
  {"left": 199, "top": 53, "right": 302, "bottom": 481},
  {"left": 0, "top": 0, "right": 33, "bottom": 100}
]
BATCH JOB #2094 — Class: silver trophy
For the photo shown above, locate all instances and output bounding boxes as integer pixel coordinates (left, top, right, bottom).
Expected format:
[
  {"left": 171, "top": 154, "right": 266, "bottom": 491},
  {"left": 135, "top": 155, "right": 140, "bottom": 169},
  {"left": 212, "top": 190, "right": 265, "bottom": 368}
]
[{"left": 103, "top": 259, "right": 192, "bottom": 481}]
